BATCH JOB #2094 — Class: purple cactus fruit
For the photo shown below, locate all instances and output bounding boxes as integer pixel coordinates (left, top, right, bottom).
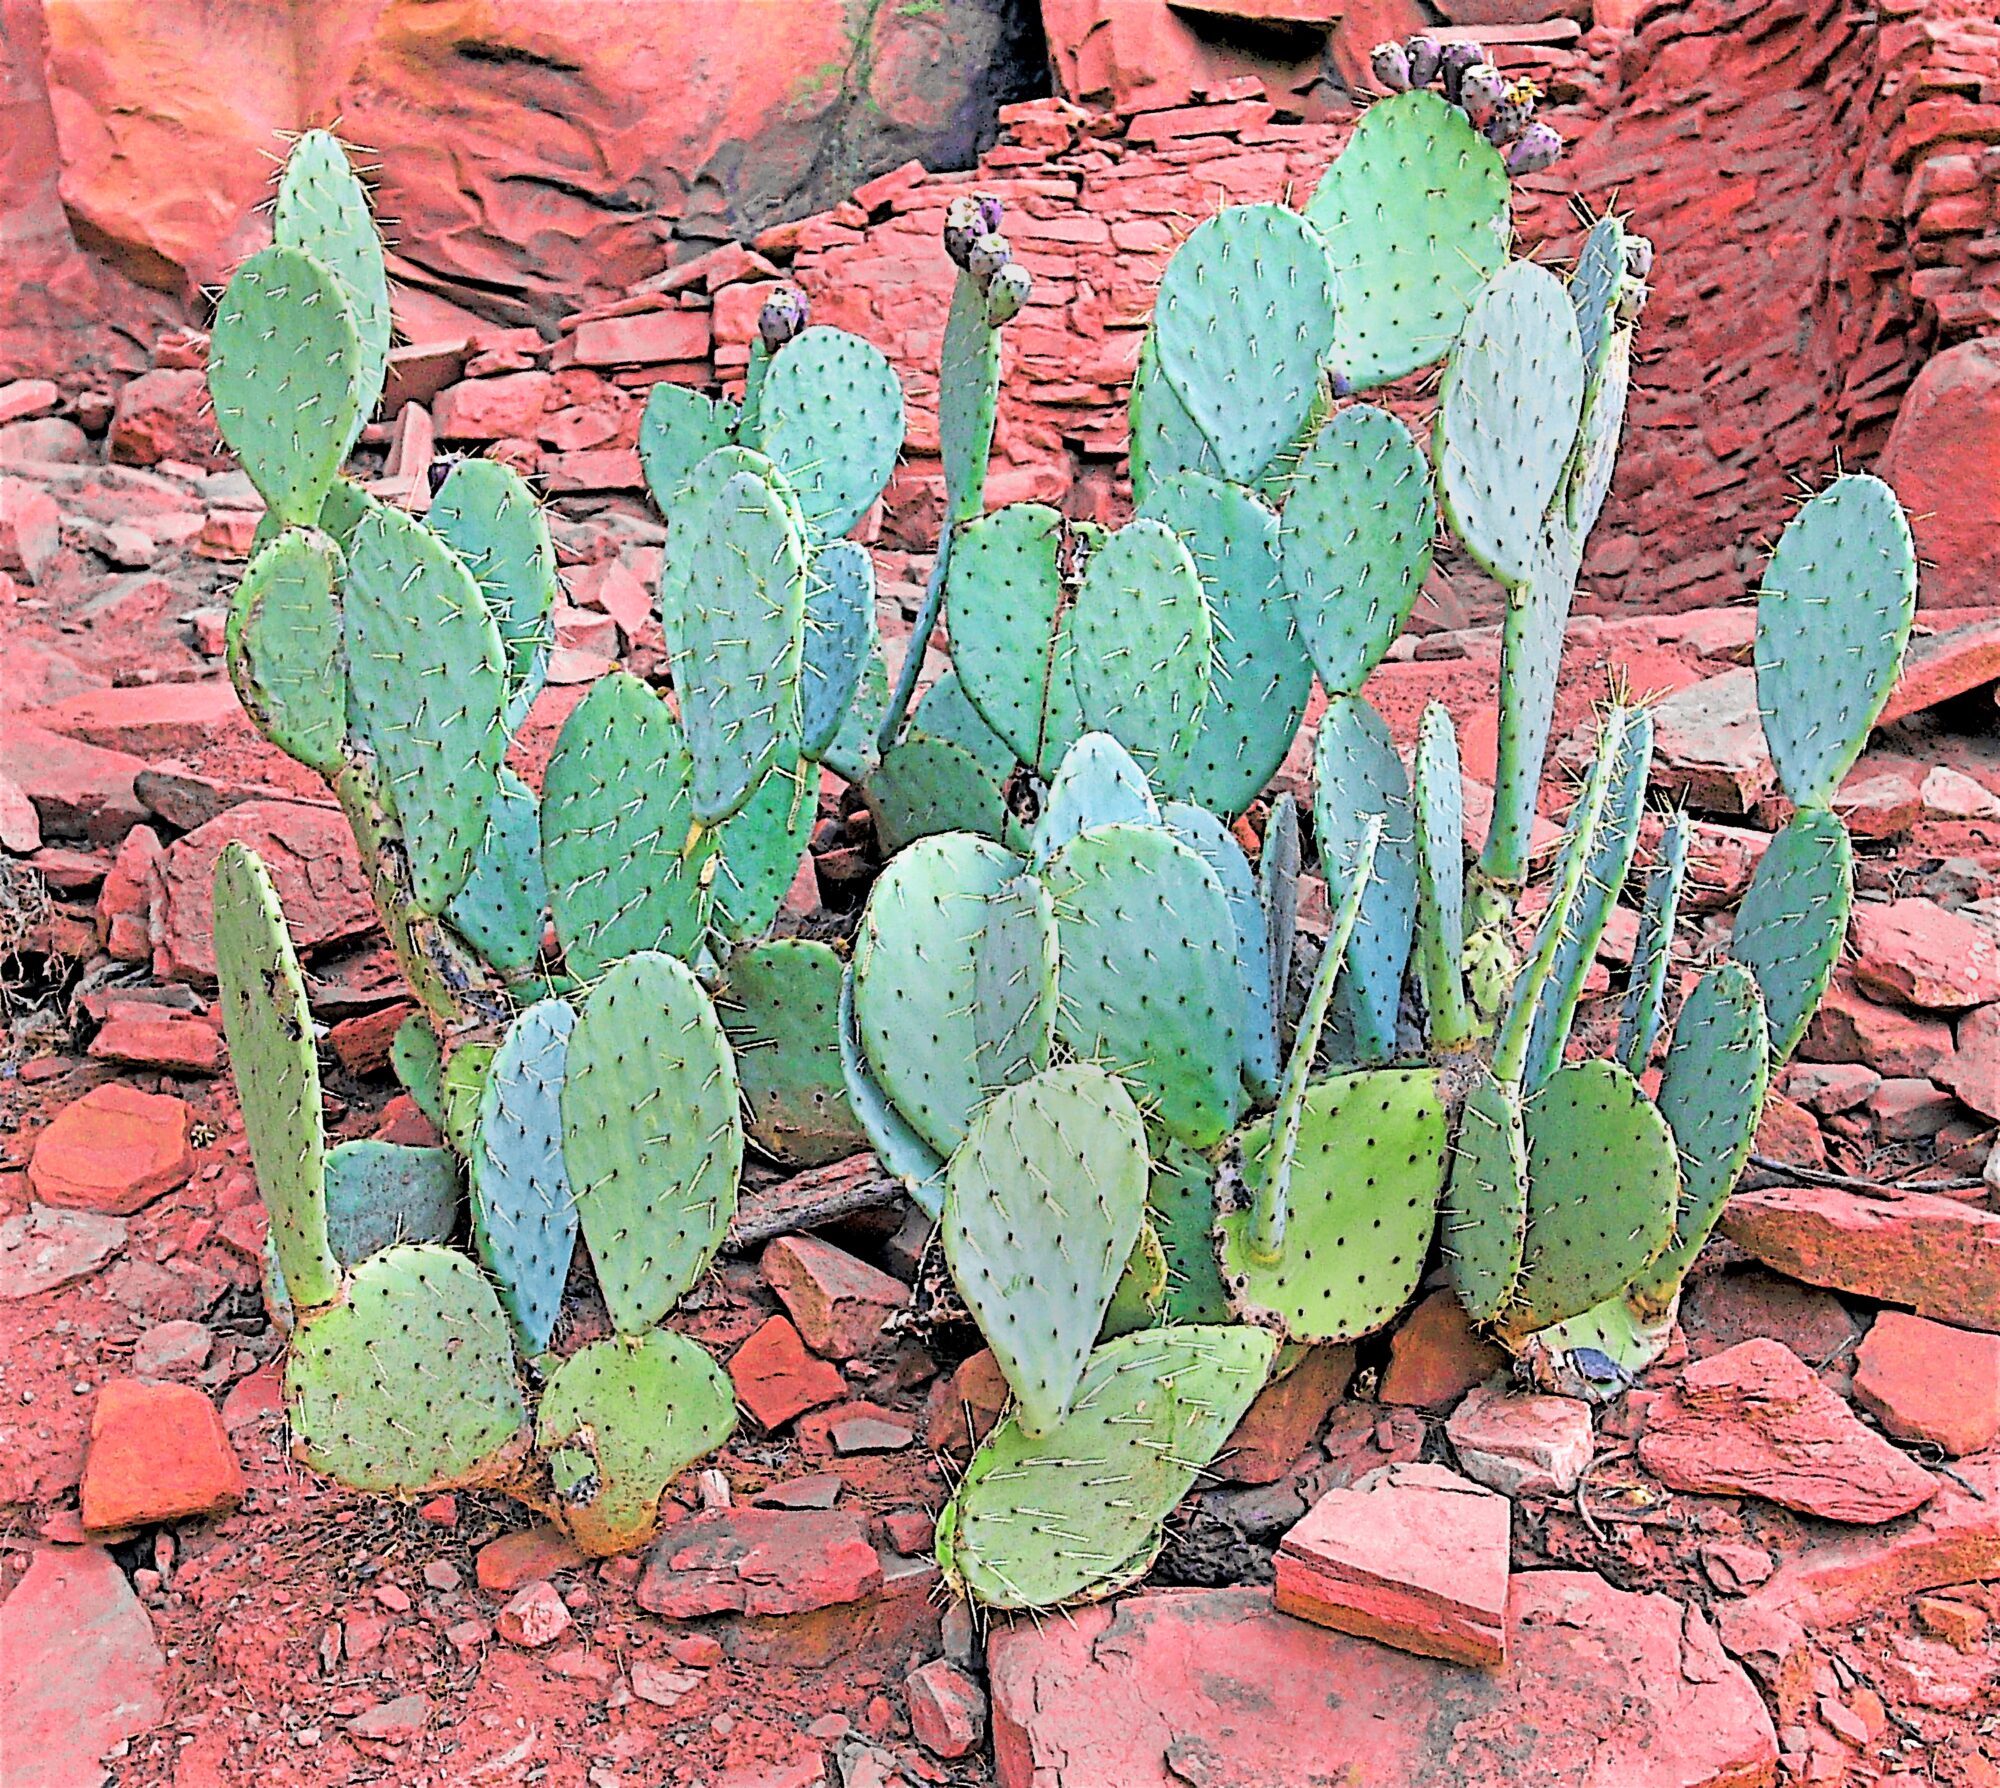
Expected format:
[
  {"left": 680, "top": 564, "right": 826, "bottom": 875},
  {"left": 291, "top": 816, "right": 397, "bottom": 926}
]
[
  {"left": 1438, "top": 42, "right": 1483, "bottom": 102},
  {"left": 1484, "top": 87, "right": 1535, "bottom": 147},
  {"left": 1624, "top": 233, "right": 1655, "bottom": 278},
  {"left": 427, "top": 454, "right": 462, "bottom": 499},
  {"left": 758, "top": 283, "right": 811, "bottom": 353},
  {"left": 1370, "top": 41, "right": 1413, "bottom": 92},
  {"left": 1615, "top": 276, "right": 1650, "bottom": 323},
  {"left": 1327, "top": 361, "right": 1355, "bottom": 400},
  {"left": 1457, "top": 62, "right": 1506, "bottom": 127},
  {"left": 1404, "top": 34, "right": 1443, "bottom": 88},
  {"left": 984, "top": 262, "right": 1032, "bottom": 326},
  {"left": 943, "top": 196, "right": 985, "bottom": 269},
  {"left": 966, "top": 232, "right": 1012, "bottom": 290},
  {"left": 972, "top": 192, "right": 1005, "bottom": 237},
  {"left": 1502, "top": 121, "right": 1564, "bottom": 176}
]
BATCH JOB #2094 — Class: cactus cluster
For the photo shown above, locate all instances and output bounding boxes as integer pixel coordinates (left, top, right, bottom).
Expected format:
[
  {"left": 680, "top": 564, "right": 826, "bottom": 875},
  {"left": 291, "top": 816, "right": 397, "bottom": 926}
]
[
  {"left": 1368, "top": 31, "right": 1563, "bottom": 176},
  {"left": 212, "top": 114, "right": 1914, "bottom": 1594}
]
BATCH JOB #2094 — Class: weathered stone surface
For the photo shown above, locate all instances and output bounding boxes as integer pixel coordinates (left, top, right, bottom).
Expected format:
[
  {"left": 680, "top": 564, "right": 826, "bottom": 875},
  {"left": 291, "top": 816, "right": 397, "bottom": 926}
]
[
  {"left": 1854, "top": 1313, "right": 2000, "bottom": 1457},
  {"left": 1879, "top": 341, "right": 2000, "bottom": 612},
  {"left": 28, "top": 678, "right": 241, "bottom": 757},
  {"left": 759, "top": 1233, "right": 910, "bottom": 1360},
  {"left": 0, "top": 475, "right": 61, "bottom": 581},
  {"left": 88, "top": 1009, "right": 224, "bottom": 1075},
  {"left": 475, "top": 1526, "right": 586, "bottom": 1594},
  {"left": 0, "top": 1205, "right": 127, "bottom": 1300},
  {"left": 1212, "top": 1341, "right": 1354, "bottom": 1484},
  {"left": 1650, "top": 669, "right": 1774, "bottom": 815},
  {"left": 80, "top": 1377, "right": 245, "bottom": 1531},
  {"left": 1800, "top": 974, "right": 1956, "bottom": 1080},
  {"left": 988, "top": 1578, "right": 1777, "bottom": 1788},
  {"left": 1721, "top": 1182, "right": 2000, "bottom": 1334},
  {"left": 1275, "top": 1463, "right": 1511, "bottom": 1667},
  {"left": 1944, "top": 1003, "right": 2000, "bottom": 1121},
  {"left": 728, "top": 1313, "right": 847, "bottom": 1431},
  {"left": 1849, "top": 899, "right": 2000, "bottom": 1011},
  {"left": 1680, "top": 1267, "right": 1859, "bottom": 1366},
  {"left": 0, "top": 719, "right": 147, "bottom": 844},
  {"left": 1380, "top": 1288, "right": 1508, "bottom": 1411},
  {"left": 906, "top": 1657, "right": 987, "bottom": 1760},
  {"left": 0, "top": 1545, "right": 166, "bottom": 1788},
  {"left": 1877, "top": 619, "right": 2000, "bottom": 727},
  {"left": 636, "top": 1508, "right": 883, "bottom": 1620},
  {"left": 924, "top": 1347, "right": 1011, "bottom": 1457},
  {"left": 496, "top": 1579, "right": 572, "bottom": 1648},
  {"left": 1446, "top": 1384, "right": 1594, "bottom": 1498},
  {"left": 28, "top": 1080, "right": 193, "bottom": 1214},
  {"left": 1638, "top": 1339, "right": 1937, "bottom": 1522},
  {"left": 108, "top": 367, "right": 225, "bottom": 466}
]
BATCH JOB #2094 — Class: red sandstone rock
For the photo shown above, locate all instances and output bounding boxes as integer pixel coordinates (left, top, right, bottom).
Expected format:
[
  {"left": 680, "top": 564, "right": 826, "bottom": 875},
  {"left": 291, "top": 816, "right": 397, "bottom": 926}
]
[
  {"left": 1879, "top": 619, "right": 2000, "bottom": 727},
  {"left": 570, "top": 309, "right": 711, "bottom": 367},
  {"left": 987, "top": 1577, "right": 1776, "bottom": 1788},
  {"left": 28, "top": 1081, "right": 193, "bottom": 1214},
  {"left": 0, "top": 1205, "right": 128, "bottom": 1301},
  {"left": 80, "top": 1378, "right": 245, "bottom": 1531},
  {"left": 0, "top": 476, "right": 61, "bottom": 582},
  {"left": 729, "top": 1314, "right": 847, "bottom": 1430},
  {"left": 496, "top": 1579, "right": 572, "bottom": 1648},
  {"left": 96, "top": 822, "right": 159, "bottom": 961},
  {"left": 108, "top": 368, "right": 226, "bottom": 468},
  {"left": 759, "top": 1234, "right": 910, "bottom": 1360},
  {"left": 1800, "top": 974, "right": 1957, "bottom": 1080},
  {"left": 433, "top": 372, "right": 553, "bottom": 441},
  {"left": 475, "top": 1526, "right": 586, "bottom": 1594},
  {"left": 924, "top": 1347, "right": 1011, "bottom": 1457},
  {"left": 1445, "top": 1383, "right": 1594, "bottom": 1497},
  {"left": 1881, "top": 341, "right": 2000, "bottom": 609},
  {"left": 1867, "top": 1075, "right": 1957, "bottom": 1141},
  {"left": 88, "top": 1010, "right": 224, "bottom": 1075},
  {"left": 1212, "top": 1341, "right": 1353, "bottom": 1484},
  {"left": 1637, "top": 1338, "right": 1937, "bottom": 1522},
  {"left": 1849, "top": 899, "right": 2000, "bottom": 1010},
  {"left": 1755, "top": 1093, "right": 1829, "bottom": 1171},
  {"left": 1650, "top": 668, "right": 1774, "bottom": 815},
  {"left": 0, "top": 719, "right": 148, "bottom": 844},
  {"left": 906, "top": 1658, "right": 986, "bottom": 1760},
  {"left": 1275, "top": 1462, "right": 1511, "bottom": 1667},
  {"left": 1853, "top": 1312, "right": 2000, "bottom": 1457},
  {"left": 1379, "top": 1288, "right": 1508, "bottom": 1410},
  {"left": 635, "top": 1507, "right": 882, "bottom": 1619},
  {"left": 1680, "top": 1267, "right": 1859, "bottom": 1365},
  {"left": 29, "top": 679, "right": 243, "bottom": 757},
  {"left": 1783, "top": 1061, "right": 1880, "bottom": 1115},
  {"left": 1942, "top": 1003, "right": 2000, "bottom": 1120}
]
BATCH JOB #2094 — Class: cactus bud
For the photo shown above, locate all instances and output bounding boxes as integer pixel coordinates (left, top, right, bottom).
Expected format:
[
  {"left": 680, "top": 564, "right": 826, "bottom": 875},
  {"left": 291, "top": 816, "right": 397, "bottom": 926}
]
[
  {"left": 1404, "top": 34, "right": 1443, "bottom": 87},
  {"left": 1370, "top": 41, "right": 1413, "bottom": 91},
  {"left": 758, "top": 283, "right": 810, "bottom": 352},
  {"left": 1457, "top": 62, "right": 1507, "bottom": 126},
  {"left": 1502, "top": 121, "right": 1564, "bottom": 176},
  {"left": 984, "top": 262, "right": 1032, "bottom": 326},
  {"left": 967, "top": 232, "right": 1012, "bottom": 290},
  {"left": 427, "top": 454, "right": 462, "bottom": 499},
  {"left": 1438, "top": 42, "right": 1483, "bottom": 102},
  {"left": 944, "top": 196, "right": 984, "bottom": 269},
  {"left": 1327, "top": 360, "right": 1355, "bottom": 401},
  {"left": 1624, "top": 233, "right": 1655, "bottom": 279},
  {"left": 1484, "top": 83, "right": 1538, "bottom": 146},
  {"left": 1615, "top": 276, "right": 1649, "bottom": 323},
  {"left": 972, "top": 192, "right": 1005, "bottom": 237}
]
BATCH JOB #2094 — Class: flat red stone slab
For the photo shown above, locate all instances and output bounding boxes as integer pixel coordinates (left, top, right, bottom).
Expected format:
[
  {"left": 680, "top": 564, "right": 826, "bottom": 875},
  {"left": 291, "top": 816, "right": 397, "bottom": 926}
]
[
  {"left": 28, "top": 1081, "right": 192, "bottom": 1215},
  {"left": 81, "top": 1377, "right": 244, "bottom": 1532},
  {"left": 1276, "top": 1462, "right": 1510, "bottom": 1666},
  {"left": 1854, "top": 1312, "right": 2000, "bottom": 1457}
]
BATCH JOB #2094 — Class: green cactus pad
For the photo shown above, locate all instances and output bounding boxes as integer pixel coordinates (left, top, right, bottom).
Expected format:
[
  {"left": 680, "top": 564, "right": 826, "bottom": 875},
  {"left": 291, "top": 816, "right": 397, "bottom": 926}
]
[
  {"left": 1045, "top": 823, "right": 1247, "bottom": 1148},
  {"left": 446, "top": 768, "right": 548, "bottom": 974},
  {"left": 1311, "top": 694, "right": 1418, "bottom": 1063},
  {"left": 1216, "top": 1068, "right": 1448, "bottom": 1343},
  {"left": 716, "top": 938, "right": 868, "bottom": 1168},
  {"left": 974, "top": 872, "right": 1061, "bottom": 1096},
  {"left": 439, "top": 1041, "right": 496, "bottom": 1158},
  {"left": 1069, "top": 519, "right": 1213, "bottom": 791},
  {"left": 1481, "top": 553, "right": 1573, "bottom": 889},
  {"left": 274, "top": 130, "right": 391, "bottom": 417},
  {"left": 1569, "top": 215, "right": 1626, "bottom": 380},
  {"left": 1727, "top": 805, "right": 1853, "bottom": 1065},
  {"left": 757, "top": 326, "right": 905, "bottom": 542},
  {"left": 865, "top": 665, "right": 1019, "bottom": 852},
  {"left": 342, "top": 500, "right": 510, "bottom": 912},
  {"left": 1441, "top": 1072, "right": 1529, "bottom": 1324},
  {"left": 639, "top": 382, "right": 736, "bottom": 516},
  {"left": 391, "top": 1012, "right": 445, "bottom": 1127},
  {"left": 838, "top": 959, "right": 947, "bottom": 1215},
  {"left": 1755, "top": 473, "right": 1918, "bottom": 809},
  {"left": 212, "top": 841, "right": 337, "bottom": 1310},
  {"left": 541, "top": 671, "right": 711, "bottom": 979},
  {"left": 1281, "top": 405, "right": 1436, "bottom": 695},
  {"left": 822, "top": 637, "right": 891, "bottom": 786},
  {"left": 1435, "top": 261, "right": 1584, "bottom": 586},
  {"left": 943, "top": 1064, "right": 1150, "bottom": 1438},
  {"left": 802, "top": 541, "right": 877, "bottom": 759},
  {"left": 1136, "top": 471, "right": 1310, "bottom": 820},
  {"left": 1154, "top": 204, "right": 1339, "bottom": 486},
  {"left": 1148, "top": 1135, "right": 1232, "bottom": 1324},
  {"left": 1628, "top": 962, "right": 1770, "bottom": 1309},
  {"left": 1563, "top": 326, "right": 1631, "bottom": 546},
  {"left": 938, "top": 1325, "right": 1277, "bottom": 1610},
  {"left": 1162, "top": 800, "right": 1278, "bottom": 1103},
  {"left": 1100, "top": 1223, "right": 1169, "bottom": 1341},
  {"left": 947, "top": 502, "right": 1081, "bottom": 777},
  {"left": 427, "top": 458, "right": 559, "bottom": 730},
  {"left": 1127, "top": 331, "right": 1222, "bottom": 507},
  {"left": 208, "top": 245, "right": 366, "bottom": 527},
  {"left": 227, "top": 528, "right": 346, "bottom": 775},
  {"left": 1035, "top": 732, "right": 1161, "bottom": 865},
  {"left": 287, "top": 1244, "right": 528, "bottom": 1494},
  {"left": 1618, "top": 810, "right": 1689, "bottom": 1075},
  {"left": 1410, "top": 703, "right": 1468, "bottom": 1035},
  {"left": 855, "top": 833, "right": 1047, "bottom": 1158},
  {"left": 536, "top": 1331, "right": 736, "bottom": 1556},
  {"left": 470, "top": 999, "right": 579, "bottom": 1358},
  {"left": 656, "top": 445, "right": 800, "bottom": 663},
  {"left": 939, "top": 274, "right": 1002, "bottom": 523},
  {"left": 563, "top": 952, "right": 742, "bottom": 1334},
  {"left": 712, "top": 758, "right": 815, "bottom": 943},
  {"left": 1261, "top": 792, "right": 1302, "bottom": 1024},
  {"left": 1503, "top": 1060, "right": 1681, "bottom": 1337},
  {"left": 1306, "top": 91, "right": 1510, "bottom": 390}
]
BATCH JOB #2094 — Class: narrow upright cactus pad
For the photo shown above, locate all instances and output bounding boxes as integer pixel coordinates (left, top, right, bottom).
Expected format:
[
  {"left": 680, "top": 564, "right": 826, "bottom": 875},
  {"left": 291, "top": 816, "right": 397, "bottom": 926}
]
[
  {"left": 801, "top": 541, "right": 876, "bottom": 759},
  {"left": 677, "top": 468, "right": 808, "bottom": 825},
  {"left": 342, "top": 501, "right": 509, "bottom": 912},
  {"left": 274, "top": 130, "right": 391, "bottom": 416},
  {"left": 1281, "top": 406, "right": 1435, "bottom": 695},
  {"left": 1618, "top": 810, "right": 1689, "bottom": 1075},
  {"left": 943, "top": 1064, "right": 1150, "bottom": 1438},
  {"left": 428, "top": 458, "right": 559, "bottom": 730},
  {"left": 1162, "top": 801, "right": 1279, "bottom": 1102},
  {"left": 947, "top": 502, "right": 1079, "bottom": 776},
  {"left": 1435, "top": 261, "right": 1584, "bottom": 585},
  {"left": 470, "top": 999, "right": 579, "bottom": 1358},
  {"left": 440, "top": 1042, "right": 497, "bottom": 1159},
  {"left": 1136, "top": 471, "right": 1310, "bottom": 820},
  {"left": 756, "top": 326, "right": 905, "bottom": 542},
  {"left": 937, "top": 1325, "right": 1276, "bottom": 1610},
  {"left": 656, "top": 445, "right": 798, "bottom": 661},
  {"left": 541, "top": 671, "right": 710, "bottom": 978},
  {"left": 447, "top": 768, "right": 548, "bottom": 974},
  {"left": 209, "top": 245, "right": 366, "bottom": 527},
  {"left": 1410, "top": 703, "right": 1468, "bottom": 1036},
  {"left": 1069, "top": 519, "right": 1213, "bottom": 789},
  {"left": 228, "top": 529, "right": 346, "bottom": 774},
  {"left": 939, "top": 275, "right": 1003, "bottom": 521},
  {"left": 1727, "top": 805, "right": 1853, "bottom": 1065},
  {"left": 1215, "top": 1068, "right": 1448, "bottom": 1343},
  {"left": 1035, "top": 732, "right": 1161, "bottom": 865},
  {"left": 287, "top": 1245, "right": 527, "bottom": 1494},
  {"left": 712, "top": 758, "right": 814, "bottom": 943},
  {"left": 1148, "top": 1135, "right": 1232, "bottom": 1324},
  {"left": 1154, "top": 204, "right": 1340, "bottom": 485},
  {"left": 838, "top": 960, "right": 947, "bottom": 1215},
  {"left": 1306, "top": 91, "right": 1510, "bottom": 390},
  {"left": 715, "top": 938, "right": 868, "bottom": 1168},
  {"left": 855, "top": 833, "right": 1044, "bottom": 1158},
  {"left": 1441, "top": 1073, "right": 1529, "bottom": 1324},
  {"left": 1755, "top": 474, "right": 1917, "bottom": 809},
  {"left": 563, "top": 953, "right": 743, "bottom": 1334},
  {"left": 639, "top": 381, "right": 737, "bottom": 517},
  {"left": 536, "top": 1332, "right": 736, "bottom": 1556},
  {"left": 1568, "top": 215, "right": 1627, "bottom": 380},
  {"left": 1127, "top": 332, "right": 1222, "bottom": 507},
  {"left": 1045, "top": 823, "right": 1247, "bottom": 1148},
  {"left": 391, "top": 1012, "right": 445, "bottom": 1126},
  {"left": 212, "top": 842, "right": 336, "bottom": 1310}
]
